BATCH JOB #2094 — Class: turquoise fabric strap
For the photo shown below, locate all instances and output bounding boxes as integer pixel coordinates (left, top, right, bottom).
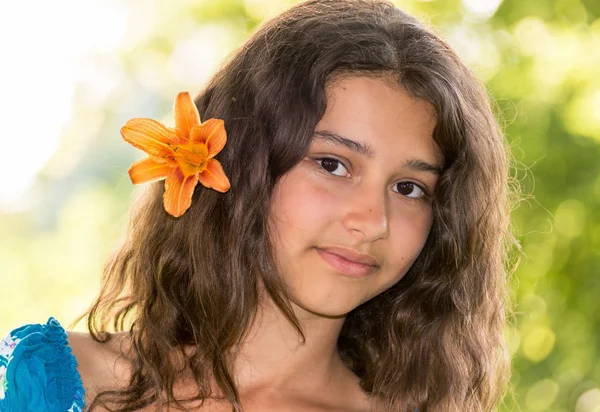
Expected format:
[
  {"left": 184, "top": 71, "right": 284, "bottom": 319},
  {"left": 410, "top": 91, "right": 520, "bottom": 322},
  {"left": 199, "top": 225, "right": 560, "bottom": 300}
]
[{"left": 0, "top": 317, "right": 85, "bottom": 412}]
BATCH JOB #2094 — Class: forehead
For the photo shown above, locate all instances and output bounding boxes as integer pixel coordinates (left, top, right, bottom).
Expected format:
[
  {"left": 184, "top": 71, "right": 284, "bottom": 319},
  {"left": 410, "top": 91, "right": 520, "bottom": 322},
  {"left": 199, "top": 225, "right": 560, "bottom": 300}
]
[{"left": 317, "top": 75, "right": 443, "bottom": 166}]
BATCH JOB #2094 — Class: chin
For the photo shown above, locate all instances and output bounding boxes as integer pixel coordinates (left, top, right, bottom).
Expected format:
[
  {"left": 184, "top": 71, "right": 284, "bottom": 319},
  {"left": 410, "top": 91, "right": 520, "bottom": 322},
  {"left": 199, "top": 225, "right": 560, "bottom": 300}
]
[{"left": 288, "top": 291, "right": 371, "bottom": 319}]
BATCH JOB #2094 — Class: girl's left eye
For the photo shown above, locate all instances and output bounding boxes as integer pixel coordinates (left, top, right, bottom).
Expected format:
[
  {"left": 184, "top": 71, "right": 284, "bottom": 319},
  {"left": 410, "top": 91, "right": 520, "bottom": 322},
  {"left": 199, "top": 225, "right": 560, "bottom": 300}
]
[
  {"left": 314, "top": 157, "right": 349, "bottom": 177},
  {"left": 394, "top": 181, "right": 427, "bottom": 199}
]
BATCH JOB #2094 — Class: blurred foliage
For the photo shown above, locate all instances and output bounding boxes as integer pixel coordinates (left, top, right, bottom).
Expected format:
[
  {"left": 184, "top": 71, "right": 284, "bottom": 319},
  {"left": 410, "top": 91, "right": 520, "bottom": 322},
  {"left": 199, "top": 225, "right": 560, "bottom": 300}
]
[{"left": 1, "top": 0, "right": 599, "bottom": 410}]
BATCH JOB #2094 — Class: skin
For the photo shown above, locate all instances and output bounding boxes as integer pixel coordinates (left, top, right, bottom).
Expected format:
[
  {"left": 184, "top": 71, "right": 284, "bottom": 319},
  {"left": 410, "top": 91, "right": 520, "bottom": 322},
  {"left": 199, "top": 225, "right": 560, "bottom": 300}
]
[{"left": 68, "top": 75, "right": 442, "bottom": 411}]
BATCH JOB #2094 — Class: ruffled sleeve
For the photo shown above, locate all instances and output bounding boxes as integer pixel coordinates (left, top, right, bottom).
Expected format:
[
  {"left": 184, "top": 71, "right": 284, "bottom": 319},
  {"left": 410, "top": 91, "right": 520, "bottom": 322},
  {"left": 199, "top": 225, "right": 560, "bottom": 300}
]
[{"left": 0, "top": 317, "right": 85, "bottom": 412}]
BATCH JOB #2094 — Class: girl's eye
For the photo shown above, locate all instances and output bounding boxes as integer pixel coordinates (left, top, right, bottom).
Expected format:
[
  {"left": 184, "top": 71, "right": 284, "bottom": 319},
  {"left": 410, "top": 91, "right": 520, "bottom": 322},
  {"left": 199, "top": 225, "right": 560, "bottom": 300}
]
[
  {"left": 315, "top": 157, "right": 349, "bottom": 177},
  {"left": 395, "top": 181, "right": 427, "bottom": 199}
]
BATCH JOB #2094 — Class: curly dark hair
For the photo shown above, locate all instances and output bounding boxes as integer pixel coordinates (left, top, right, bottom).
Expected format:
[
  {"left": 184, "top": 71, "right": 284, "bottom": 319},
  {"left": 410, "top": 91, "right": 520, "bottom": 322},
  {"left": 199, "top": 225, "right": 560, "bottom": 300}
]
[{"left": 80, "top": 0, "right": 516, "bottom": 410}]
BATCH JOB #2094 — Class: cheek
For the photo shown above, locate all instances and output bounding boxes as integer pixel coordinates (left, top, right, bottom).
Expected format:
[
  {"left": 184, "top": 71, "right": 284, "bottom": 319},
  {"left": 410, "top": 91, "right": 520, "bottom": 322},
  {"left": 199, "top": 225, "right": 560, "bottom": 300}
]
[
  {"left": 410, "top": 209, "right": 433, "bottom": 247},
  {"left": 268, "top": 174, "right": 342, "bottom": 295},
  {"left": 270, "top": 175, "right": 340, "bottom": 239},
  {"left": 385, "top": 208, "right": 433, "bottom": 272},
  {"left": 394, "top": 202, "right": 433, "bottom": 241}
]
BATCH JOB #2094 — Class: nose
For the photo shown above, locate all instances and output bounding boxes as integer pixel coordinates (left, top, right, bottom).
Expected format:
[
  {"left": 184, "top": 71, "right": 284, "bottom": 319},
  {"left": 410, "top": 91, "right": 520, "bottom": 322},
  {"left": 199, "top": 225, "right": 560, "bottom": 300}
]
[{"left": 341, "top": 184, "right": 389, "bottom": 242}]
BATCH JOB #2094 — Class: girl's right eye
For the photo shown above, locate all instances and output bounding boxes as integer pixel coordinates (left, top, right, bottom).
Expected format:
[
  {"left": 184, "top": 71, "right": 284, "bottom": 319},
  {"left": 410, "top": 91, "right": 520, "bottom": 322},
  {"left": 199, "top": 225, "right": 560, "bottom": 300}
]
[{"left": 314, "top": 157, "right": 349, "bottom": 177}]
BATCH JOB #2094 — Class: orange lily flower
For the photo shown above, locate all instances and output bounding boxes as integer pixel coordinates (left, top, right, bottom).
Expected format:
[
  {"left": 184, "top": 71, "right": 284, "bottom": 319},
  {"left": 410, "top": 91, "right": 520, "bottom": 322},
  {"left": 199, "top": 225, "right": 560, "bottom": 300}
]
[{"left": 121, "top": 91, "right": 230, "bottom": 217}]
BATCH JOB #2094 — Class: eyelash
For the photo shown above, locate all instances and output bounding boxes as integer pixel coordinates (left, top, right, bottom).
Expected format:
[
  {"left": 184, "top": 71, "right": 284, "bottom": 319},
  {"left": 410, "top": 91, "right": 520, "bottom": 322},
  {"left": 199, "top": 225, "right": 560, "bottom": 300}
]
[{"left": 312, "top": 157, "right": 430, "bottom": 199}]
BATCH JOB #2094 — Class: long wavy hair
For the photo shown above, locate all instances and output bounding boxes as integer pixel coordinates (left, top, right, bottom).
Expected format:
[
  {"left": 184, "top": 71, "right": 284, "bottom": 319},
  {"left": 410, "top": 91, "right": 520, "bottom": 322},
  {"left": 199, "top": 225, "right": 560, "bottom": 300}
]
[{"left": 80, "top": 0, "right": 516, "bottom": 410}]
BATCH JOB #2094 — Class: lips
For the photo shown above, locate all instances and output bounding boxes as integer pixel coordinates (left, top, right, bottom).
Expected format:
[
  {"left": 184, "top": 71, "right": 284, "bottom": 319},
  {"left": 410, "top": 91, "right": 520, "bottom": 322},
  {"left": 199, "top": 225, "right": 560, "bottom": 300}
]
[
  {"left": 316, "top": 247, "right": 378, "bottom": 278},
  {"left": 318, "top": 246, "right": 379, "bottom": 266}
]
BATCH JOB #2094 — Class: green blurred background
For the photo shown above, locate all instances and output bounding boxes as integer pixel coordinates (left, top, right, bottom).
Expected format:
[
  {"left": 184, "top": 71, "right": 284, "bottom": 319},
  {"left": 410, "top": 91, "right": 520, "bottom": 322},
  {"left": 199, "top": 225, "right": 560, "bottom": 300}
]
[{"left": 1, "top": 0, "right": 599, "bottom": 410}]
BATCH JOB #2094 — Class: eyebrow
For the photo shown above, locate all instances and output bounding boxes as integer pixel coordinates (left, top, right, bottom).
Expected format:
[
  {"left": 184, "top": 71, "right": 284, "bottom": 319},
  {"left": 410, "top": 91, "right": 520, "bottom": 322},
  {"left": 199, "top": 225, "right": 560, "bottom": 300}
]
[
  {"left": 314, "top": 130, "right": 376, "bottom": 158},
  {"left": 313, "top": 130, "right": 443, "bottom": 176}
]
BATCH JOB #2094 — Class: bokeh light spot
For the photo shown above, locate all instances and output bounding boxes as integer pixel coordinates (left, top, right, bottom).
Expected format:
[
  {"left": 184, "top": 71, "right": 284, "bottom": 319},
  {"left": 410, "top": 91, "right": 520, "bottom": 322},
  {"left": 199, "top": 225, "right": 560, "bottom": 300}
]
[
  {"left": 461, "top": 0, "right": 503, "bottom": 19},
  {"left": 563, "top": 88, "right": 600, "bottom": 143},
  {"left": 514, "top": 17, "right": 550, "bottom": 57},
  {"left": 555, "top": 199, "right": 587, "bottom": 239},
  {"left": 525, "top": 379, "right": 559, "bottom": 411},
  {"left": 575, "top": 388, "right": 600, "bottom": 412},
  {"left": 522, "top": 325, "right": 556, "bottom": 362}
]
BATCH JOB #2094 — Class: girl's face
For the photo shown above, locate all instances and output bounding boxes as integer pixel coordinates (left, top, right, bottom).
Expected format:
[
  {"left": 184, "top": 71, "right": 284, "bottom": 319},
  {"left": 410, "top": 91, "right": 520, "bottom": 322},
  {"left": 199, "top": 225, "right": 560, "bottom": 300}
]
[{"left": 269, "top": 75, "right": 442, "bottom": 317}]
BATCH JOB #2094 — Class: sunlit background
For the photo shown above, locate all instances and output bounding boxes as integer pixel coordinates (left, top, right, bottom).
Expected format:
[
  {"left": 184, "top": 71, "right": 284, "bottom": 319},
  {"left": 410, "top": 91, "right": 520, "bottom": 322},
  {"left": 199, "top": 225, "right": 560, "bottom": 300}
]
[{"left": 1, "top": 0, "right": 599, "bottom": 410}]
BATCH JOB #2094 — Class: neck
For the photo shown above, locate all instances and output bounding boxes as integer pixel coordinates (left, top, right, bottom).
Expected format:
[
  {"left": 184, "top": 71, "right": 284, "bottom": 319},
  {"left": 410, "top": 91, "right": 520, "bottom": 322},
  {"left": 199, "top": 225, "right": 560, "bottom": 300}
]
[{"left": 231, "top": 297, "right": 348, "bottom": 393}]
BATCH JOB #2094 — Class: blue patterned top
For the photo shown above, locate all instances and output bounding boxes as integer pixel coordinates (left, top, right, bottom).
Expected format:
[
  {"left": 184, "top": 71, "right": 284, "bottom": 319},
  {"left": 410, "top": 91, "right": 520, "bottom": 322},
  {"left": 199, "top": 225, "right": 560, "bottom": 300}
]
[{"left": 0, "top": 317, "right": 85, "bottom": 412}]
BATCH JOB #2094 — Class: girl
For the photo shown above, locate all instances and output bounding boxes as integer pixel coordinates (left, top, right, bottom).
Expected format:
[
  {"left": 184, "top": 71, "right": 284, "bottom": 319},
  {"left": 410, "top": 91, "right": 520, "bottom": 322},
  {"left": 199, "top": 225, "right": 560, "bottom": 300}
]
[{"left": 0, "top": 0, "right": 515, "bottom": 410}]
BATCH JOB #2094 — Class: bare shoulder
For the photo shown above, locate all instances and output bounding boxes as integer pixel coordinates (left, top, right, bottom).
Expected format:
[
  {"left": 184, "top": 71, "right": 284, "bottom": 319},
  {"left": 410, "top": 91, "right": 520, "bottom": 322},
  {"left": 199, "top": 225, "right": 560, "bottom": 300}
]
[
  {"left": 66, "top": 329, "right": 133, "bottom": 404},
  {"left": 327, "top": 366, "right": 377, "bottom": 412}
]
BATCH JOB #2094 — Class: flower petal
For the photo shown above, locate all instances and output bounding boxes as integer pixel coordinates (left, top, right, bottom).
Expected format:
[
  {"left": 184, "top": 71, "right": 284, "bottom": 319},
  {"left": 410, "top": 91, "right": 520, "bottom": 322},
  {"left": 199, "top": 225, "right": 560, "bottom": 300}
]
[
  {"left": 163, "top": 167, "right": 199, "bottom": 217},
  {"left": 121, "top": 118, "right": 177, "bottom": 157},
  {"left": 190, "top": 119, "right": 227, "bottom": 158},
  {"left": 198, "top": 159, "right": 230, "bottom": 193},
  {"left": 174, "top": 92, "right": 200, "bottom": 142},
  {"left": 128, "top": 157, "right": 174, "bottom": 184}
]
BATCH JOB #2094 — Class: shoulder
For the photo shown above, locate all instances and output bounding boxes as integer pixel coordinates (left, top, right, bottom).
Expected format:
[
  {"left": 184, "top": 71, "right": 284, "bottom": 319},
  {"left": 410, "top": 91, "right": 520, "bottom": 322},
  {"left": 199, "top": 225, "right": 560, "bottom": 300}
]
[
  {"left": 0, "top": 317, "right": 85, "bottom": 411},
  {"left": 66, "top": 327, "right": 134, "bottom": 407}
]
